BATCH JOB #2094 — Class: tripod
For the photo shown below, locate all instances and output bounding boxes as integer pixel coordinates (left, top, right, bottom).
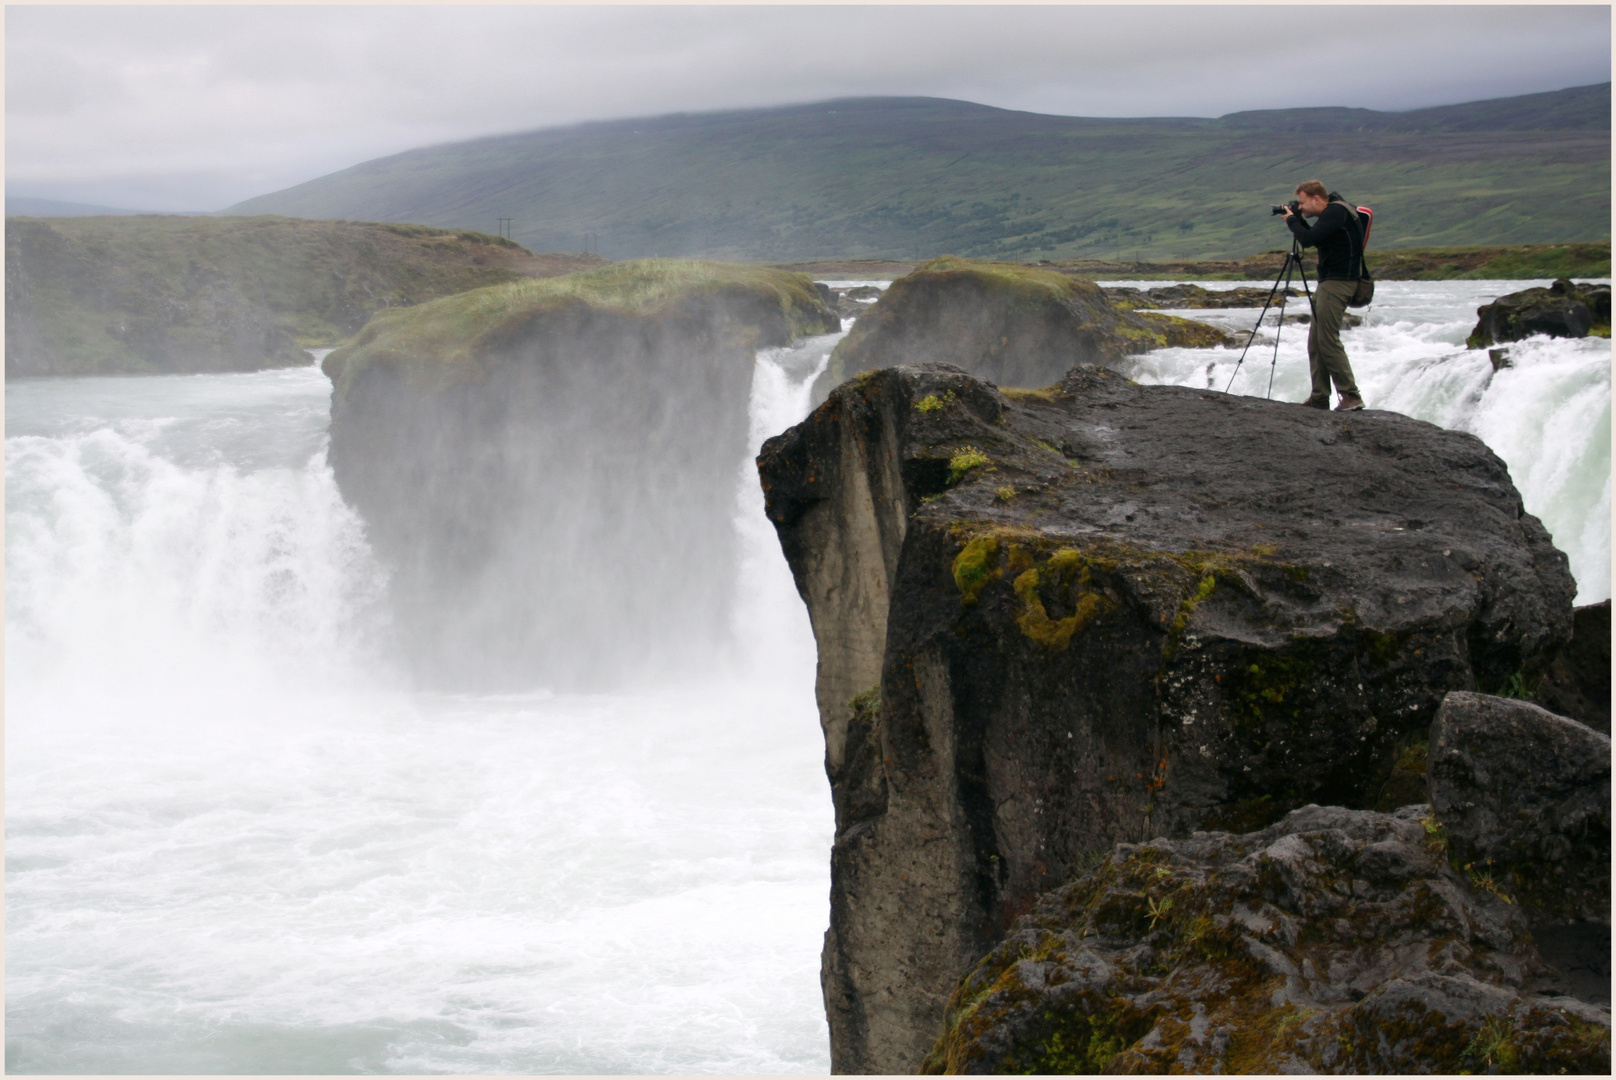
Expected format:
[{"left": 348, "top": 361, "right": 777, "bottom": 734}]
[{"left": 1224, "top": 237, "right": 1316, "bottom": 398}]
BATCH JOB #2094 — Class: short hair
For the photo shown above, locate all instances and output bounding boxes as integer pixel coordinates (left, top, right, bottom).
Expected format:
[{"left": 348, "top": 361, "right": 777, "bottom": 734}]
[{"left": 1295, "top": 180, "right": 1328, "bottom": 200}]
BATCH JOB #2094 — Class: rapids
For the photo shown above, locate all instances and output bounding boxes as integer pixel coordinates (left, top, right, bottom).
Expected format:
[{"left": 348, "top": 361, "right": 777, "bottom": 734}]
[{"left": 5, "top": 279, "right": 1607, "bottom": 1073}]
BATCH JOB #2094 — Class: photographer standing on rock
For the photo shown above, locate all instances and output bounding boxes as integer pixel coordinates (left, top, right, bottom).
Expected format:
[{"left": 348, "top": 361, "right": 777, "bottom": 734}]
[{"left": 1280, "top": 181, "right": 1366, "bottom": 411}]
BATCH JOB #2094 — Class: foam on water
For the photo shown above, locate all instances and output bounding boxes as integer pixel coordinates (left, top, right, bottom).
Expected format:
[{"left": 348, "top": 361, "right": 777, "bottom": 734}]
[{"left": 6, "top": 360, "right": 835, "bottom": 1074}]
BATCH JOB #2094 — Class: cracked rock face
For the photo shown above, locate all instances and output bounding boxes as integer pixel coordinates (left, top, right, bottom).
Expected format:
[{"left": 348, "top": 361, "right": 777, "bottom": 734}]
[
  {"left": 923, "top": 805, "right": 1609, "bottom": 1074},
  {"left": 757, "top": 362, "right": 1574, "bottom": 1073}
]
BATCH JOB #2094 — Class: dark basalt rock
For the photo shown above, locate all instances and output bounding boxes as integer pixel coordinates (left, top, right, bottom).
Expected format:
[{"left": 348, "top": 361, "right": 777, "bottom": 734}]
[
  {"left": 757, "top": 362, "right": 1574, "bottom": 1072},
  {"left": 1534, "top": 599, "right": 1611, "bottom": 734},
  {"left": 1467, "top": 278, "right": 1612, "bottom": 348},
  {"left": 922, "top": 805, "right": 1610, "bottom": 1075},
  {"left": 813, "top": 257, "right": 1229, "bottom": 402},
  {"left": 1428, "top": 691, "right": 1610, "bottom": 926}
]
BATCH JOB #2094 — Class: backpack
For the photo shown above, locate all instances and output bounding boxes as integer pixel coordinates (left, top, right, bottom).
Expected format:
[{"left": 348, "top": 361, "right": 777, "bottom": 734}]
[{"left": 1330, "top": 195, "right": 1375, "bottom": 307}]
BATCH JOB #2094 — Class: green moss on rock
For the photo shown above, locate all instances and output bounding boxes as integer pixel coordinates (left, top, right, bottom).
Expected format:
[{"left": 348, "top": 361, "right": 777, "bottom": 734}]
[
  {"left": 324, "top": 258, "right": 838, "bottom": 391},
  {"left": 923, "top": 805, "right": 1609, "bottom": 1075}
]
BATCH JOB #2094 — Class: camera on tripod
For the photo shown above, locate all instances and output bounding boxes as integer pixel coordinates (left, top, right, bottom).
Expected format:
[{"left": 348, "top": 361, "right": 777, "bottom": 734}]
[{"left": 1270, "top": 199, "right": 1301, "bottom": 216}]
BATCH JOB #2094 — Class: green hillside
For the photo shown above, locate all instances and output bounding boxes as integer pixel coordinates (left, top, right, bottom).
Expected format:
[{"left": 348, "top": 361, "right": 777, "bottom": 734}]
[
  {"left": 5, "top": 215, "right": 604, "bottom": 376},
  {"left": 226, "top": 85, "right": 1610, "bottom": 264}
]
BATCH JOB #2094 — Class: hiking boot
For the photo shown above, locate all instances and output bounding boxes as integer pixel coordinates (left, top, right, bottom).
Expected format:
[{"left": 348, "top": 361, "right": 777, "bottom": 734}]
[
  {"left": 1335, "top": 393, "right": 1366, "bottom": 412},
  {"left": 1301, "top": 395, "right": 1330, "bottom": 409}
]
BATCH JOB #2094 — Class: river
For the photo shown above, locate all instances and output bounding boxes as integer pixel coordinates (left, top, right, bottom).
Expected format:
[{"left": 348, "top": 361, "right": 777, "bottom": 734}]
[{"left": 5, "top": 280, "right": 1608, "bottom": 1073}]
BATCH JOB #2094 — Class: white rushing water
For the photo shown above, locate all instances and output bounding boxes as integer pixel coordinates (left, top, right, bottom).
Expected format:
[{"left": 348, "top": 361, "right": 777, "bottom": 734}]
[
  {"left": 6, "top": 338, "right": 840, "bottom": 1074},
  {"left": 5, "top": 280, "right": 1608, "bottom": 1074}
]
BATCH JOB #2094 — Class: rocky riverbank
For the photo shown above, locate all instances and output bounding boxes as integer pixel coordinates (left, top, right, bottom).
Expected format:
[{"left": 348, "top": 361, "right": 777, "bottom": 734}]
[
  {"left": 1035, "top": 242, "right": 1611, "bottom": 283},
  {"left": 772, "top": 243, "right": 1611, "bottom": 284},
  {"left": 758, "top": 358, "right": 1578, "bottom": 1072}
]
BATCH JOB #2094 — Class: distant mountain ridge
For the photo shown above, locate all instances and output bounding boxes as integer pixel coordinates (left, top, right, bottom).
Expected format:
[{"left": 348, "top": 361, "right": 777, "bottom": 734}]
[
  {"left": 226, "top": 83, "right": 1610, "bottom": 263},
  {"left": 1212, "top": 81, "right": 1612, "bottom": 133},
  {"left": 6, "top": 196, "right": 146, "bottom": 218}
]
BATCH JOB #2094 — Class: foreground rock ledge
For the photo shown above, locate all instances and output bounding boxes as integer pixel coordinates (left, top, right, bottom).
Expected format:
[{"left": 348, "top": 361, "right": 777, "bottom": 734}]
[
  {"left": 757, "top": 362, "right": 1574, "bottom": 1073},
  {"left": 925, "top": 805, "right": 1609, "bottom": 1074}
]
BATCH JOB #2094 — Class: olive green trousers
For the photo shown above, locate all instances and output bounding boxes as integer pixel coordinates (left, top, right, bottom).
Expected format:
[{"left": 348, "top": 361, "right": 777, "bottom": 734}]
[{"left": 1306, "top": 278, "right": 1360, "bottom": 400}]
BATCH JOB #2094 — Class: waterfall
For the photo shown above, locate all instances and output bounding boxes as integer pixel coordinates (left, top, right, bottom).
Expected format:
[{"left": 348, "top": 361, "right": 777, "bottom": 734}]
[
  {"left": 6, "top": 277, "right": 1603, "bottom": 1073},
  {"left": 6, "top": 346, "right": 840, "bottom": 1075}
]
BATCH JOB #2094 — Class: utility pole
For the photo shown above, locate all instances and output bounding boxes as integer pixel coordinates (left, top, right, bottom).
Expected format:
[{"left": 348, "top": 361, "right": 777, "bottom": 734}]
[{"left": 497, "top": 217, "right": 513, "bottom": 240}]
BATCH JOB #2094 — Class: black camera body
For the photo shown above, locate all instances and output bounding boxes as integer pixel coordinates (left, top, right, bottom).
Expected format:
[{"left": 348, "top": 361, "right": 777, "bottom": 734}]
[{"left": 1270, "top": 199, "right": 1301, "bottom": 216}]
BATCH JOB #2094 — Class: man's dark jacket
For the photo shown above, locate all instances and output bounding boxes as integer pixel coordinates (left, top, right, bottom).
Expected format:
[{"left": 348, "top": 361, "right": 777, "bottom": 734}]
[{"left": 1287, "top": 199, "right": 1364, "bottom": 281}]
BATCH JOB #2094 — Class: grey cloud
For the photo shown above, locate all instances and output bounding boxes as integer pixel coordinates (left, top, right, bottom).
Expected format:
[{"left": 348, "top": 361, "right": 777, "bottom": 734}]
[{"left": 7, "top": 5, "right": 1609, "bottom": 211}]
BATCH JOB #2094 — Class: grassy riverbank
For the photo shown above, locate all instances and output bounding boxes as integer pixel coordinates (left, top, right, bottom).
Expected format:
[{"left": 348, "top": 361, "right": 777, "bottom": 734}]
[
  {"left": 772, "top": 242, "right": 1611, "bottom": 283},
  {"left": 6, "top": 215, "right": 605, "bottom": 375}
]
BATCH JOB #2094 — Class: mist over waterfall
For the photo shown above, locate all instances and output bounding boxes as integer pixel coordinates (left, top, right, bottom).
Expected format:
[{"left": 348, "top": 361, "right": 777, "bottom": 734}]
[
  {"left": 5, "top": 279, "right": 1607, "bottom": 1074},
  {"left": 5, "top": 334, "right": 846, "bottom": 1073}
]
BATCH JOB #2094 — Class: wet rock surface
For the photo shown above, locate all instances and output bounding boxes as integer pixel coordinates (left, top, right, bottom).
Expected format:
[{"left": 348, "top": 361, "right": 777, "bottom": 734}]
[
  {"left": 923, "top": 805, "right": 1610, "bottom": 1074},
  {"left": 758, "top": 361, "right": 1574, "bottom": 1072},
  {"left": 1467, "top": 277, "right": 1612, "bottom": 348},
  {"left": 814, "top": 257, "right": 1229, "bottom": 402},
  {"left": 1428, "top": 691, "right": 1610, "bottom": 925}
]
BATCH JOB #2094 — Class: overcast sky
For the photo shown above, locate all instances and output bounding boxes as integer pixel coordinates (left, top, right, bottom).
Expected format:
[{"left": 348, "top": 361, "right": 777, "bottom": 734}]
[{"left": 7, "top": 4, "right": 1611, "bottom": 212}]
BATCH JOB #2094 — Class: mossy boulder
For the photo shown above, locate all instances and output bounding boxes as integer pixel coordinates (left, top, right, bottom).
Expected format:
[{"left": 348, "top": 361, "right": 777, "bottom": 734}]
[
  {"left": 757, "top": 361, "right": 1574, "bottom": 1072},
  {"left": 1467, "top": 278, "right": 1612, "bottom": 348},
  {"left": 923, "top": 804, "right": 1609, "bottom": 1074},
  {"left": 4, "top": 214, "right": 608, "bottom": 376},
  {"left": 813, "top": 256, "right": 1230, "bottom": 401},
  {"left": 326, "top": 258, "right": 838, "bottom": 688}
]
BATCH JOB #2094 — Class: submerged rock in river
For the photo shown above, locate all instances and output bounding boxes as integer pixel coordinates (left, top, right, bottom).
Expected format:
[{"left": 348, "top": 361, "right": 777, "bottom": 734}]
[
  {"left": 325, "top": 258, "right": 838, "bottom": 689},
  {"left": 1466, "top": 278, "right": 1612, "bottom": 348},
  {"left": 758, "top": 361, "right": 1574, "bottom": 1072}
]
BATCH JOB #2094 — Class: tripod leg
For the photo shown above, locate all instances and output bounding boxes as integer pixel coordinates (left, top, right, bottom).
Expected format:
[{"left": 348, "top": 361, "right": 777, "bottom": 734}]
[
  {"left": 1294, "top": 239, "right": 1316, "bottom": 317},
  {"left": 1223, "top": 253, "right": 1298, "bottom": 395},
  {"left": 1266, "top": 253, "right": 1298, "bottom": 399}
]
